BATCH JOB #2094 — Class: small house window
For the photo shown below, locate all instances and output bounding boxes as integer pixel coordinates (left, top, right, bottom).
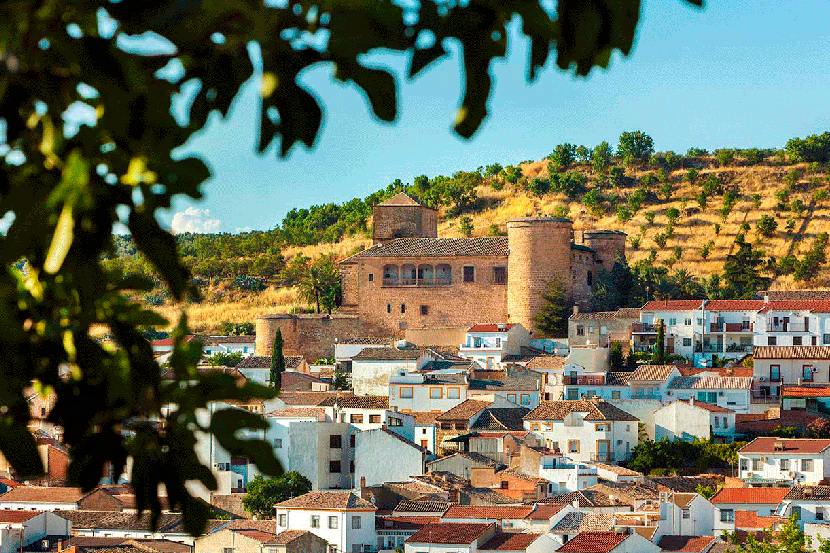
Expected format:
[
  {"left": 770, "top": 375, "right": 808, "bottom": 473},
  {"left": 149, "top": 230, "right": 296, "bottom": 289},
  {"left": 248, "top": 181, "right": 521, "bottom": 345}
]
[
  {"left": 494, "top": 267, "right": 507, "bottom": 284},
  {"left": 388, "top": 417, "right": 403, "bottom": 427},
  {"left": 420, "top": 305, "right": 429, "bottom": 315},
  {"left": 683, "top": 338, "right": 692, "bottom": 347},
  {"left": 352, "top": 516, "right": 361, "bottom": 529},
  {"left": 274, "top": 438, "right": 282, "bottom": 448},
  {"left": 370, "top": 415, "right": 381, "bottom": 423},
  {"left": 350, "top": 414, "right": 363, "bottom": 423},
  {"left": 330, "top": 435, "right": 342, "bottom": 449},
  {"left": 448, "top": 388, "right": 460, "bottom": 399},
  {"left": 399, "top": 387, "right": 413, "bottom": 399},
  {"left": 430, "top": 388, "right": 443, "bottom": 399},
  {"left": 368, "top": 273, "right": 374, "bottom": 282},
  {"left": 311, "top": 515, "right": 320, "bottom": 528},
  {"left": 278, "top": 514, "right": 287, "bottom": 526},
  {"left": 802, "top": 459, "right": 814, "bottom": 471},
  {"left": 768, "top": 336, "right": 777, "bottom": 346},
  {"left": 577, "top": 326, "right": 585, "bottom": 336},
  {"left": 824, "top": 334, "right": 830, "bottom": 345},
  {"left": 350, "top": 434, "right": 355, "bottom": 447},
  {"left": 463, "top": 266, "right": 475, "bottom": 282},
  {"left": 568, "top": 440, "right": 580, "bottom": 453},
  {"left": 328, "top": 516, "right": 338, "bottom": 529},
  {"left": 329, "top": 461, "right": 341, "bottom": 473},
  {"left": 794, "top": 336, "right": 803, "bottom": 346}
]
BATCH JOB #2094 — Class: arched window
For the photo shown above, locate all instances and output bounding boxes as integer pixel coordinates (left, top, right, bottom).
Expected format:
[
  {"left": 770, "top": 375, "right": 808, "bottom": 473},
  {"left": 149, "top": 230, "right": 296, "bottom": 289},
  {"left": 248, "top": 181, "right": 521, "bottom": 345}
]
[
  {"left": 436, "top": 264, "right": 452, "bottom": 285},
  {"left": 383, "top": 264, "right": 399, "bottom": 285},
  {"left": 417, "top": 264, "right": 434, "bottom": 285},
  {"left": 401, "top": 264, "right": 416, "bottom": 285}
]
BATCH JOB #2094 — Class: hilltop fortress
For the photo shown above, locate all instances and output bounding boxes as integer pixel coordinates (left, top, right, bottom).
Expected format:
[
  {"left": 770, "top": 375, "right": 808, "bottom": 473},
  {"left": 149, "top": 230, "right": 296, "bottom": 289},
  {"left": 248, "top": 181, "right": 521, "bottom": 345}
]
[{"left": 256, "top": 193, "right": 625, "bottom": 359}]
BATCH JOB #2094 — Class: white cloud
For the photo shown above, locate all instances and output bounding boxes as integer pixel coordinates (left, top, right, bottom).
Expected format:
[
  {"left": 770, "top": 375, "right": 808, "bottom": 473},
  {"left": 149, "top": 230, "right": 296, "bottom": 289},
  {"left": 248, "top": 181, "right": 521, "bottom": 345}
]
[{"left": 171, "top": 207, "right": 222, "bottom": 234}]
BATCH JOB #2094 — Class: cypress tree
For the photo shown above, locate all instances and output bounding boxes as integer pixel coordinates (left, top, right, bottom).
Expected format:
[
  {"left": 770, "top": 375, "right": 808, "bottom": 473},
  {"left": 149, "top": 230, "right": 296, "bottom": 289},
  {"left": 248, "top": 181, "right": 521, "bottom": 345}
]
[
  {"left": 654, "top": 320, "right": 666, "bottom": 364},
  {"left": 270, "top": 329, "right": 285, "bottom": 391}
]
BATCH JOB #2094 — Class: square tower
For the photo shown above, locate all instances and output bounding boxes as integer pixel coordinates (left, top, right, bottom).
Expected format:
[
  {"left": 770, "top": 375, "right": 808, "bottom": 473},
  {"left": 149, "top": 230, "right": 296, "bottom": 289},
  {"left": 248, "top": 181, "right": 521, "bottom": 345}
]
[{"left": 372, "top": 192, "right": 438, "bottom": 245}]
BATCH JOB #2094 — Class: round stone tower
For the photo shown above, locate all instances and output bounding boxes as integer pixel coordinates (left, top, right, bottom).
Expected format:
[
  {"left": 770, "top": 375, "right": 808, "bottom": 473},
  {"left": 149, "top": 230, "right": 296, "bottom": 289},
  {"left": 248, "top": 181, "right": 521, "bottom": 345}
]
[
  {"left": 507, "top": 217, "right": 574, "bottom": 334},
  {"left": 580, "top": 229, "right": 627, "bottom": 273}
]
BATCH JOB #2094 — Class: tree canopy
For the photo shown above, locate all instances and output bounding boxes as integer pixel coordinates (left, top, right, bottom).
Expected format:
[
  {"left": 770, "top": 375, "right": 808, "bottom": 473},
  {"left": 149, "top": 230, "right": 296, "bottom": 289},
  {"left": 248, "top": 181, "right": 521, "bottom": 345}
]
[
  {"left": 241, "top": 473, "right": 312, "bottom": 519},
  {"left": 0, "top": 0, "right": 703, "bottom": 534}
]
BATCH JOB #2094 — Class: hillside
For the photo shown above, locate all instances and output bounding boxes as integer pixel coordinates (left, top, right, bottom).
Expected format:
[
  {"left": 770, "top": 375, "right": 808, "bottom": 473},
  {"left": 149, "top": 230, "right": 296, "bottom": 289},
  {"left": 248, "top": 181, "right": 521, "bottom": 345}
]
[{"left": 119, "top": 144, "right": 830, "bottom": 332}]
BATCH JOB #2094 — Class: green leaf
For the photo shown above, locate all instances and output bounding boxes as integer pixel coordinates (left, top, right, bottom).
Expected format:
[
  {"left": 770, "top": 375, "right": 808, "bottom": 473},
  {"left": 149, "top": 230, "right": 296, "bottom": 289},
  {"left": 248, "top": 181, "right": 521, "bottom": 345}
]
[
  {"left": 208, "top": 408, "right": 282, "bottom": 477},
  {"left": 0, "top": 418, "right": 43, "bottom": 478},
  {"left": 335, "top": 62, "right": 397, "bottom": 122},
  {"left": 44, "top": 203, "right": 75, "bottom": 274}
]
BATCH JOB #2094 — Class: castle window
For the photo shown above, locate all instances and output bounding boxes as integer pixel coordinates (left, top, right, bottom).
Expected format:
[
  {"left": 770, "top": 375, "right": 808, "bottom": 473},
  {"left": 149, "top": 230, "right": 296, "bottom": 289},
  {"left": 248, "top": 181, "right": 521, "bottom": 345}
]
[
  {"left": 401, "top": 303, "right": 406, "bottom": 314},
  {"left": 368, "top": 273, "right": 373, "bottom": 282},
  {"left": 420, "top": 305, "right": 429, "bottom": 316},
  {"left": 493, "top": 266, "right": 506, "bottom": 284},
  {"left": 463, "top": 266, "right": 475, "bottom": 283},
  {"left": 436, "top": 264, "right": 452, "bottom": 285},
  {"left": 587, "top": 271, "right": 593, "bottom": 286},
  {"left": 386, "top": 304, "right": 391, "bottom": 314}
]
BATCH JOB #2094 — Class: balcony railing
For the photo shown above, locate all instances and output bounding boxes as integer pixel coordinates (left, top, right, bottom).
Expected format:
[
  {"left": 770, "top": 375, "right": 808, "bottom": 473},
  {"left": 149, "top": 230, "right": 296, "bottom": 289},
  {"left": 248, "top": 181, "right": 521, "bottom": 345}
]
[
  {"left": 590, "top": 453, "right": 611, "bottom": 462},
  {"left": 632, "top": 323, "right": 659, "bottom": 333},
  {"left": 710, "top": 322, "right": 752, "bottom": 332},
  {"left": 632, "top": 344, "right": 656, "bottom": 353},
  {"left": 563, "top": 376, "right": 606, "bottom": 386},
  {"left": 725, "top": 344, "right": 753, "bottom": 353},
  {"left": 696, "top": 344, "right": 724, "bottom": 353},
  {"left": 767, "top": 321, "right": 808, "bottom": 332},
  {"left": 382, "top": 277, "right": 452, "bottom": 287}
]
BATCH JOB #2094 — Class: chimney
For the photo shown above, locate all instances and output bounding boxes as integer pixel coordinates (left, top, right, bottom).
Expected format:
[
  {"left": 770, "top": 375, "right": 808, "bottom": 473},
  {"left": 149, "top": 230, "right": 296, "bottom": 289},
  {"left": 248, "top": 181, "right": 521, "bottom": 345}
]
[
  {"left": 573, "top": 305, "right": 580, "bottom": 315},
  {"left": 572, "top": 500, "right": 580, "bottom": 509},
  {"left": 764, "top": 295, "right": 770, "bottom": 304},
  {"left": 449, "top": 488, "right": 461, "bottom": 503},
  {"left": 359, "top": 476, "right": 372, "bottom": 501}
]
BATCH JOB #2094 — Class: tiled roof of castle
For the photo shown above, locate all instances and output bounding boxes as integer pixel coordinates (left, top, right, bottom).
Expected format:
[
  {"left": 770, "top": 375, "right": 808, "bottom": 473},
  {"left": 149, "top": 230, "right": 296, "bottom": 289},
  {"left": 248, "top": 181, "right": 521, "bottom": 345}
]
[
  {"left": 405, "top": 522, "right": 494, "bottom": 544},
  {"left": 630, "top": 365, "right": 677, "bottom": 382},
  {"left": 739, "top": 437, "right": 830, "bottom": 454},
  {"left": 352, "top": 347, "right": 423, "bottom": 360},
  {"left": 377, "top": 191, "right": 430, "bottom": 207},
  {"left": 657, "top": 535, "right": 717, "bottom": 552},
  {"left": 275, "top": 491, "right": 376, "bottom": 510},
  {"left": 480, "top": 533, "right": 542, "bottom": 550},
  {"left": 710, "top": 487, "right": 789, "bottom": 505},
  {"left": 317, "top": 395, "right": 389, "bottom": 409},
  {"left": 557, "top": 532, "right": 626, "bottom": 553},
  {"left": 667, "top": 375, "right": 752, "bottom": 390},
  {"left": 197, "top": 335, "right": 256, "bottom": 345},
  {"left": 524, "top": 400, "right": 637, "bottom": 422},
  {"left": 754, "top": 346, "right": 830, "bottom": 360},
  {"left": 348, "top": 237, "right": 509, "bottom": 259}
]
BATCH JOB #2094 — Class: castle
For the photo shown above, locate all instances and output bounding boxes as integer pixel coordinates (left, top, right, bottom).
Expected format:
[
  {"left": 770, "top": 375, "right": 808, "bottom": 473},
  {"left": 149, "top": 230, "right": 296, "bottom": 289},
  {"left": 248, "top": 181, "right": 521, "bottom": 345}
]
[
  {"left": 256, "top": 192, "right": 625, "bottom": 359},
  {"left": 338, "top": 192, "right": 626, "bottom": 334}
]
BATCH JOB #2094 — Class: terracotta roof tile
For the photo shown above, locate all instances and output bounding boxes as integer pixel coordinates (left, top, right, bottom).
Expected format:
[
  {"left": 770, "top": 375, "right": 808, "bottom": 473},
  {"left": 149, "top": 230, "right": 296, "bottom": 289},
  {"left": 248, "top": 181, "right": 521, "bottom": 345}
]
[
  {"left": 377, "top": 192, "right": 431, "bottom": 207},
  {"left": 557, "top": 531, "right": 627, "bottom": 553},
  {"left": 265, "top": 530, "right": 310, "bottom": 545},
  {"left": 376, "top": 516, "right": 440, "bottom": 530},
  {"left": 352, "top": 347, "right": 424, "bottom": 361},
  {"left": 710, "top": 487, "right": 789, "bottom": 504},
  {"left": 405, "top": 522, "right": 494, "bottom": 545},
  {"left": 757, "top": 300, "right": 830, "bottom": 313},
  {"left": 523, "top": 400, "right": 637, "bottom": 422},
  {"left": 735, "top": 411, "right": 820, "bottom": 434},
  {"left": 578, "top": 513, "right": 616, "bottom": 533},
  {"left": 668, "top": 375, "right": 752, "bottom": 390},
  {"left": 442, "top": 505, "right": 533, "bottom": 520},
  {"left": 605, "top": 372, "right": 634, "bottom": 386},
  {"left": 591, "top": 463, "right": 643, "bottom": 477},
  {"left": 734, "top": 510, "right": 785, "bottom": 530},
  {"left": 0, "top": 510, "right": 42, "bottom": 523},
  {"left": 754, "top": 346, "right": 830, "bottom": 360},
  {"left": 264, "top": 407, "right": 327, "bottom": 420},
  {"left": 657, "top": 535, "right": 717, "bottom": 552},
  {"left": 526, "top": 503, "right": 566, "bottom": 520},
  {"left": 524, "top": 356, "right": 566, "bottom": 371},
  {"left": 570, "top": 311, "right": 618, "bottom": 321},
  {"left": 0, "top": 486, "right": 84, "bottom": 504},
  {"left": 641, "top": 300, "right": 704, "bottom": 311},
  {"left": 739, "top": 437, "right": 830, "bottom": 454},
  {"left": 231, "top": 530, "right": 277, "bottom": 543},
  {"left": 671, "top": 493, "right": 697, "bottom": 509},
  {"left": 394, "top": 499, "right": 453, "bottom": 513},
  {"left": 630, "top": 365, "right": 677, "bottom": 382},
  {"left": 317, "top": 395, "right": 389, "bottom": 409},
  {"left": 547, "top": 490, "right": 623, "bottom": 508},
  {"left": 275, "top": 491, "right": 376, "bottom": 510},
  {"left": 783, "top": 485, "right": 830, "bottom": 500},
  {"left": 53, "top": 511, "right": 183, "bottom": 532},
  {"left": 759, "top": 290, "right": 830, "bottom": 301},
  {"left": 237, "top": 356, "right": 304, "bottom": 369},
  {"left": 348, "top": 237, "right": 509, "bottom": 259},
  {"left": 479, "top": 532, "right": 542, "bottom": 550},
  {"left": 436, "top": 399, "right": 492, "bottom": 421},
  {"left": 782, "top": 385, "right": 830, "bottom": 397},
  {"left": 277, "top": 391, "right": 353, "bottom": 406},
  {"left": 471, "top": 408, "right": 530, "bottom": 431},
  {"left": 468, "top": 324, "right": 517, "bottom": 333},
  {"left": 647, "top": 476, "right": 720, "bottom": 493},
  {"left": 412, "top": 412, "right": 440, "bottom": 425},
  {"left": 676, "top": 399, "right": 733, "bottom": 413}
]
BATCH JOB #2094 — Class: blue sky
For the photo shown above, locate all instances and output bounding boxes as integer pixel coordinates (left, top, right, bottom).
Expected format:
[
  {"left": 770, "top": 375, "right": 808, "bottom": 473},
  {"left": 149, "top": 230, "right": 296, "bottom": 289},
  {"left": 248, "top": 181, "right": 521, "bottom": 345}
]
[{"left": 164, "top": 0, "right": 830, "bottom": 233}]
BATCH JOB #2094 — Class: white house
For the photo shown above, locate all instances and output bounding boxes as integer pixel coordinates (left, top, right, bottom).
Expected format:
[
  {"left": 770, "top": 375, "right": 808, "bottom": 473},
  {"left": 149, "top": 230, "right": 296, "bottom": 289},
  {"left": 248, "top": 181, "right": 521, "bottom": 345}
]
[
  {"left": 591, "top": 463, "right": 643, "bottom": 484},
  {"left": 738, "top": 438, "right": 830, "bottom": 486},
  {"left": 0, "top": 511, "right": 70, "bottom": 553},
  {"left": 0, "top": 487, "right": 85, "bottom": 511},
  {"left": 557, "top": 531, "right": 661, "bottom": 553},
  {"left": 275, "top": 491, "right": 377, "bottom": 553},
  {"left": 710, "top": 487, "right": 790, "bottom": 533},
  {"left": 753, "top": 345, "right": 830, "bottom": 401},
  {"left": 354, "top": 428, "right": 428, "bottom": 487},
  {"left": 665, "top": 374, "right": 752, "bottom": 414},
  {"left": 523, "top": 399, "right": 638, "bottom": 463},
  {"left": 628, "top": 365, "right": 682, "bottom": 400},
  {"left": 351, "top": 346, "right": 433, "bottom": 396},
  {"left": 656, "top": 493, "right": 715, "bottom": 538},
  {"left": 323, "top": 396, "right": 415, "bottom": 441},
  {"left": 537, "top": 455, "right": 598, "bottom": 494},
  {"left": 390, "top": 371, "right": 469, "bottom": 413},
  {"left": 755, "top": 301, "right": 830, "bottom": 348},
  {"left": 563, "top": 371, "right": 632, "bottom": 401},
  {"left": 777, "top": 486, "right": 830, "bottom": 529},
  {"left": 459, "top": 323, "right": 531, "bottom": 369},
  {"left": 653, "top": 399, "right": 736, "bottom": 443}
]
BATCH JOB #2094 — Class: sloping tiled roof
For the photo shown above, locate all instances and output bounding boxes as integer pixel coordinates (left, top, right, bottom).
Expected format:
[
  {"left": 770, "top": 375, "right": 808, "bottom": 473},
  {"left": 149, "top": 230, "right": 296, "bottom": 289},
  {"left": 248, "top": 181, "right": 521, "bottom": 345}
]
[
  {"left": 591, "top": 463, "right": 643, "bottom": 477},
  {"left": 412, "top": 411, "right": 440, "bottom": 425},
  {"left": 551, "top": 511, "right": 585, "bottom": 532},
  {"left": 337, "top": 337, "right": 391, "bottom": 345},
  {"left": 557, "top": 532, "right": 627, "bottom": 553},
  {"left": 630, "top": 365, "right": 677, "bottom": 382},
  {"left": 471, "top": 408, "right": 530, "bottom": 431},
  {"left": 641, "top": 300, "right": 703, "bottom": 311},
  {"left": 577, "top": 513, "right": 616, "bottom": 532},
  {"left": 735, "top": 410, "right": 820, "bottom": 434},
  {"left": 264, "top": 407, "right": 328, "bottom": 420},
  {"left": 353, "top": 347, "right": 423, "bottom": 360},
  {"left": 615, "top": 308, "right": 642, "bottom": 319},
  {"left": 468, "top": 323, "right": 517, "bottom": 333},
  {"left": 523, "top": 400, "right": 637, "bottom": 422},
  {"left": 754, "top": 346, "right": 830, "bottom": 360},
  {"left": 442, "top": 505, "right": 533, "bottom": 520},
  {"left": 570, "top": 311, "right": 618, "bottom": 321},
  {"left": 277, "top": 391, "right": 353, "bottom": 406},
  {"left": 657, "top": 535, "right": 717, "bottom": 552},
  {"left": 479, "top": 532, "right": 542, "bottom": 550},
  {"left": 0, "top": 510, "right": 41, "bottom": 523},
  {"left": 677, "top": 399, "right": 733, "bottom": 413},
  {"left": 734, "top": 510, "right": 785, "bottom": 530},
  {"left": 759, "top": 290, "right": 830, "bottom": 301},
  {"left": 648, "top": 476, "right": 720, "bottom": 493},
  {"left": 265, "top": 530, "right": 311, "bottom": 545},
  {"left": 317, "top": 395, "right": 389, "bottom": 409},
  {"left": 349, "top": 237, "right": 509, "bottom": 259},
  {"left": 710, "top": 487, "right": 789, "bottom": 505},
  {"left": 783, "top": 486, "right": 830, "bottom": 500},
  {"left": 524, "top": 355, "right": 566, "bottom": 371},
  {"left": 0, "top": 486, "right": 84, "bottom": 504},
  {"left": 605, "top": 372, "right": 635, "bottom": 386},
  {"left": 275, "top": 491, "right": 376, "bottom": 510},
  {"left": 548, "top": 490, "right": 622, "bottom": 508},
  {"left": 232, "top": 529, "right": 278, "bottom": 543},
  {"left": 405, "top": 522, "right": 494, "bottom": 544},
  {"left": 783, "top": 386, "right": 830, "bottom": 397},
  {"left": 526, "top": 503, "right": 566, "bottom": 520},
  {"left": 53, "top": 511, "right": 183, "bottom": 532},
  {"left": 469, "top": 368, "right": 542, "bottom": 392},
  {"left": 739, "top": 437, "right": 830, "bottom": 454},
  {"left": 671, "top": 493, "right": 697, "bottom": 509},
  {"left": 394, "top": 499, "right": 454, "bottom": 513},
  {"left": 667, "top": 376, "right": 752, "bottom": 390},
  {"left": 436, "top": 399, "right": 492, "bottom": 421},
  {"left": 757, "top": 300, "right": 830, "bottom": 313},
  {"left": 378, "top": 191, "right": 429, "bottom": 206}
]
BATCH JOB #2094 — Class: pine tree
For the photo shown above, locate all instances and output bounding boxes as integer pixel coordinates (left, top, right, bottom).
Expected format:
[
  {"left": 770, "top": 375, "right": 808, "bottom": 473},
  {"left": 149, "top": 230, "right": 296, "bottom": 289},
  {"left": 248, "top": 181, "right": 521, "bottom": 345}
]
[
  {"left": 723, "top": 235, "right": 771, "bottom": 299},
  {"left": 534, "top": 278, "right": 571, "bottom": 338},
  {"left": 270, "top": 329, "right": 285, "bottom": 391}
]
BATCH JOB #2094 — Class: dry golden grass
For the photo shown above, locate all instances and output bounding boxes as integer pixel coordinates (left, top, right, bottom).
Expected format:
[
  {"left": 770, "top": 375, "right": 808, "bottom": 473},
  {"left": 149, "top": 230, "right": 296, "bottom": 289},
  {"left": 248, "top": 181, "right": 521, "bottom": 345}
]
[{"left": 281, "top": 234, "right": 371, "bottom": 260}]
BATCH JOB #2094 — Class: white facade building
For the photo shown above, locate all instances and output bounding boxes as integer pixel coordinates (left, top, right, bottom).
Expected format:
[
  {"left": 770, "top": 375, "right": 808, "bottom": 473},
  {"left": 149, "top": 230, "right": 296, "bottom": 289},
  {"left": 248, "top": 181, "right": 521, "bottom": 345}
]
[
  {"left": 275, "top": 491, "right": 377, "bottom": 553},
  {"left": 738, "top": 438, "right": 830, "bottom": 486},
  {"left": 458, "top": 323, "right": 530, "bottom": 369}
]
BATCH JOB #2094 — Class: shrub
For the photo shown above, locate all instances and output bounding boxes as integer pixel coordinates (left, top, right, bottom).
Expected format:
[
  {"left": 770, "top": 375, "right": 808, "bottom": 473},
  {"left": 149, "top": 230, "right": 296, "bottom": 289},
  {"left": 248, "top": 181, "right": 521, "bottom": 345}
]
[
  {"left": 617, "top": 205, "right": 633, "bottom": 223},
  {"left": 458, "top": 216, "right": 474, "bottom": 237},
  {"left": 617, "top": 130, "right": 654, "bottom": 163},
  {"left": 778, "top": 254, "right": 797, "bottom": 274},
  {"left": 790, "top": 197, "right": 806, "bottom": 215},
  {"left": 640, "top": 173, "right": 658, "bottom": 188},
  {"left": 500, "top": 165, "right": 522, "bottom": 184},
  {"left": 487, "top": 223, "right": 504, "bottom": 236},
  {"left": 714, "top": 149, "right": 735, "bottom": 167},
  {"left": 484, "top": 162, "right": 503, "bottom": 176},
  {"left": 666, "top": 207, "right": 680, "bottom": 224},
  {"left": 654, "top": 233, "right": 667, "bottom": 248},
  {"left": 627, "top": 188, "right": 647, "bottom": 212},
  {"left": 696, "top": 191, "right": 708, "bottom": 210},
  {"left": 785, "top": 131, "right": 830, "bottom": 163},
  {"left": 686, "top": 168, "right": 699, "bottom": 184},
  {"left": 714, "top": 223, "right": 721, "bottom": 235},
  {"left": 550, "top": 172, "right": 587, "bottom": 199},
  {"left": 583, "top": 189, "right": 603, "bottom": 215},
  {"left": 756, "top": 214, "right": 778, "bottom": 237},
  {"left": 591, "top": 141, "right": 614, "bottom": 173},
  {"left": 785, "top": 218, "right": 796, "bottom": 233},
  {"left": 644, "top": 211, "right": 656, "bottom": 225},
  {"left": 576, "top": 145, "right": 590, "bottom": 164},
  {"left": 775, "top": 188, "right": 791, "bottom": 210},
  {"left": 609, "top": 166, "right": 626, "bottom": 188},
  {"left": 686, "top": 147, "right": 708, "bottom": 157},
  {"left": 630, "top": 235, "right": 641, "bottom": 250},
  {"left": 553, "top": 205, "right": 569, "bottom": 219},
  {"left": 785, "top": 169, "right": 801, "bottom": 189},
  {"left": 700, "top": 241, "right": 712, "bottom": 259},
  {"left": 741, "top": 148, "right": 764, "bottom": 164},
  {"left": 231, "top": 275, "right": 266, "bottom": 291},
  {"left": 660, "top": 181, "right": 672, "bottom": 200},
  {"left": 665, "top": 223, "right": 675, "bottom": 238},
  {"left": 525, "top": 177, "right": 551, "bottom": 197},
  {"left": 814, "top": 189, "right": 830, "bottom": 203},
  {"left": 548, "top": 143, "right": 577, "bottom": 171},
  {"left": 673, "top": 245, "right": 682, "bottom": 260},
  {"left": 752, "top": 193, "right": 762, "bottom": 208},
  {"left": 701, "top": 175, "right": 723, "bottom": 196}
]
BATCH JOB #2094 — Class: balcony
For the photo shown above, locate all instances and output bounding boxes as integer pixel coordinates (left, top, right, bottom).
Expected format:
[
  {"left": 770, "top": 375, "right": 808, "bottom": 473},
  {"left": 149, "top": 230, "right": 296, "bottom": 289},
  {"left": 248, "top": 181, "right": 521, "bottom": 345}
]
[
  {"left": 767, "top": 320, "right": 808, "bottom": 332},
  {"left": 696, "top": 344, "right": 724, "bottom": 353},
  {"left": 382, "top": 277, "right": 452, "bottom": 287},
  {"left": 632, "top": 323, "right": 659, "bottom": 334},
  {"left": 711, "top": 323, "right": 752, "bottom": 333},
  {"left": 632, "top": 344, "right": 656, "bottom": 353},
  {"left": 725, "top": 344, "right": 753, "bottom": 353},
  {"left": 563, "top": 376, "right": 606, "bottom": 386},
  {"left": 590, "top": 453, "right": 611, "bottom": 462}
]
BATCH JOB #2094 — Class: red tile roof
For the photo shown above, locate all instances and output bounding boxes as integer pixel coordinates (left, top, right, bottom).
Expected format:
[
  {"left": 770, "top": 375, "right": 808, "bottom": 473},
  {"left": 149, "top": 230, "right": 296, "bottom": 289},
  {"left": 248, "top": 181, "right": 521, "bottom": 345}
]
[
  {"left": 739, "top": 437, "right": 830, "bottom": 454},
  {"left": 757, "top": 300, "right": 830, "bottom": 313},
  {"left": 526, "top": 503, "right": 566, "bottom": 520},
  {"left": 232, "top": 529, "right": 277, "bottom": 543},
  {"left": 657, "top": 535, "right": 717, "bottom": 552},
  {"left": 0, "top": 510, "right": 41, "bottom": 523},
  {"left": 710, "top": 487, "right": 789, "bottom": 505},
  {"left": 442, "top": 505, "right": 534, "bottom": 520},
  {"left": 557, "top": 532, "right": 627, "bottom": 553},
  {"left": 436, "top": 399, "right": 492, "bottom": 421},
  {"left": 479, "top": 532, "right": 542, "bottom": 550},
  {"left": 642, "top": 300, "right": 704, "bottom": 311},
  {"left": 275, "top": 491, "right": 376, "bottom": 510},
  {"left": 782, "top": 386, "right": 830, "bottom": 397},
  {"left": 406, "top": 522, "right": 494, "bottom": 545},
  {"left": 754, "top": 346, "right": 830, "bottom": 360},
  {"left": 468, "top": 324, "right": 517, "bottom": 333},
  {"left": 704, "top": 300, "right": 766, "bottom": 311},
  {"left": 0, "top": 486, "right": 85, "bottom": 504},
  {"left": 266, "top": 530, "right": 311, "bottom": 545},
  {"left": 678, "top": 399, "right": 734, "bottom": 413},
  {"left": 734, "top": 510, "right": 785, "bottom": 530}
]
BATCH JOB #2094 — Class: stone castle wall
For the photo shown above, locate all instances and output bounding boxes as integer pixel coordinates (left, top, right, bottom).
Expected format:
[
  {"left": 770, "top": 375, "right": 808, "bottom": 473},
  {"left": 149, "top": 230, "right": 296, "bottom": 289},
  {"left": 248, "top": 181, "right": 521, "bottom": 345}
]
[{"left": 372, "top": 204, "right": 437, "bottom": 245}]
